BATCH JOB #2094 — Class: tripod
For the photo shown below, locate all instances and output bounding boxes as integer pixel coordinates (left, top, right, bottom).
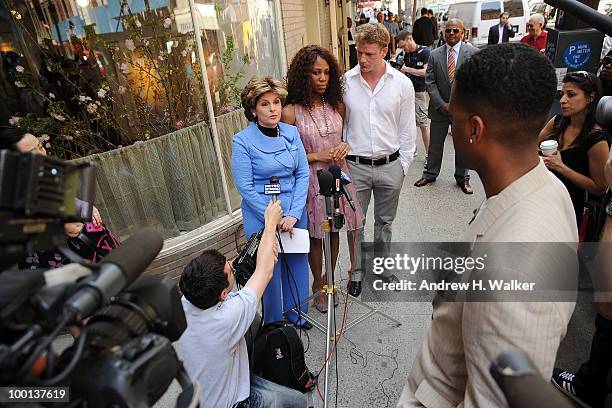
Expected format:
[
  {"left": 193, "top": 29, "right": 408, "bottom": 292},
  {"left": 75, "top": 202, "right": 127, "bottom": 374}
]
[{"left": 288, "top": 171, "right": 401, "bottom": 408}]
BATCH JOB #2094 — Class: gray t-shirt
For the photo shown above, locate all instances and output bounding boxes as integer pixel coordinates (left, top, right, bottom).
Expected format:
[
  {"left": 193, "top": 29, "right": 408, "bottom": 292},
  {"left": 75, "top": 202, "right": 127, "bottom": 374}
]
[{"left": 178, "top": 287, "right": 258, "bottom": 408}]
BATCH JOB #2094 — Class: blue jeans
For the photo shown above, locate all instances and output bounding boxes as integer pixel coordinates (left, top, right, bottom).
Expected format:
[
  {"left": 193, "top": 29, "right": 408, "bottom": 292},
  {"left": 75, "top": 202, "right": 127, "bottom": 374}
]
[{"left": 247, "top": 374, "right": 307, "bottom": 408}]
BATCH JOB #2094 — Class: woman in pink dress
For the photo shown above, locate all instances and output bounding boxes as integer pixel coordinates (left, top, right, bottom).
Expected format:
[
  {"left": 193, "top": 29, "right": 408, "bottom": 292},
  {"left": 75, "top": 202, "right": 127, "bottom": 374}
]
[{"left": 281, "top": 45, "right": 363, "bottom": 312}]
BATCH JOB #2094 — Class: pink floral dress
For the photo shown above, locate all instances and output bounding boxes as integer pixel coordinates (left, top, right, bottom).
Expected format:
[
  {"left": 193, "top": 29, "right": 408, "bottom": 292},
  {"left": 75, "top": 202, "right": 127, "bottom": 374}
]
[{"left": 294, "top": 104, "right": 363, "bottom": 239}]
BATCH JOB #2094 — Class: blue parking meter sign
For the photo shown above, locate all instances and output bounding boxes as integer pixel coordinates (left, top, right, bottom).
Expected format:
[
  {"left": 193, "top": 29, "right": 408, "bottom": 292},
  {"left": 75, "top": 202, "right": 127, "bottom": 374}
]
[{"left": 563, "top": 41, "right": 592, "bottom": 69}]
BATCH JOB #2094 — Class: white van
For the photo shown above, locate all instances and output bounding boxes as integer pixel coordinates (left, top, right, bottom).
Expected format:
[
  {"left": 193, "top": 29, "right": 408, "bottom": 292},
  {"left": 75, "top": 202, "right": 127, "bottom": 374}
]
[{"left": 445, "top": 0, "right": 530, "bottom": 47}]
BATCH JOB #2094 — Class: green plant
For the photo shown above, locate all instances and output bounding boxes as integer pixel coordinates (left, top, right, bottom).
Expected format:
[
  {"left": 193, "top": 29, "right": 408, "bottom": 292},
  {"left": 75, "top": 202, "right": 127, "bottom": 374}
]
[{"left": 218, "top": 35, "right": 251, "bottom": 112}]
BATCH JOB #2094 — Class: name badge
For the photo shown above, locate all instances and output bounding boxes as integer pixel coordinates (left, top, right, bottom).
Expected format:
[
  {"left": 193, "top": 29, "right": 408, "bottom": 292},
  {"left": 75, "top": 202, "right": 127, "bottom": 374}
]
[
  {"left": 416, "top": 61, "right": 424, "bottom": 67},
  {"left": 264, "top": 183, "right": 281, "bottom": 195}
]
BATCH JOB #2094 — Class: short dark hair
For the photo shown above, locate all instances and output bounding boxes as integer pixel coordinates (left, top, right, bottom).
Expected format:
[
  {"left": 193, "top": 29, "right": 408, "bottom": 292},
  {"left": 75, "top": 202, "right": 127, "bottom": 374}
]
[
  {"left": 453, "top": 43, "right": 557, "bottom": 145},
  {"left": 179, "top": 249, "right": 229, "bottom": 310},
  {"left": 427, "top": 9, "right": 434, "bottom": 14},
  {"left": 421, "top": 7, "right": 428, "bottom": 15},
  {"left": 396, "top": 30, "right": 411, "bottom": 42},
  {"left": 0, "top": 127, "right": 27, "bottom": 151}
]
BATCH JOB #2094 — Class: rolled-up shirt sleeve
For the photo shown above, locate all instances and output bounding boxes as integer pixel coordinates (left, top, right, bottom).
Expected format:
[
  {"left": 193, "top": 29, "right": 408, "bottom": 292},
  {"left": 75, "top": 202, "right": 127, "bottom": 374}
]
[{"left": 398, "top": 80, "right": 417, "bottom": 174}]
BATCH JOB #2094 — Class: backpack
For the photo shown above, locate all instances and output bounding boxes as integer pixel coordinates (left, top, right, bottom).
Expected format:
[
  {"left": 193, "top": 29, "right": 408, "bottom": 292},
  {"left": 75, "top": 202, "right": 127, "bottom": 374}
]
[{"left": 253, "top": 321, "right": 317, "bottom": 393}]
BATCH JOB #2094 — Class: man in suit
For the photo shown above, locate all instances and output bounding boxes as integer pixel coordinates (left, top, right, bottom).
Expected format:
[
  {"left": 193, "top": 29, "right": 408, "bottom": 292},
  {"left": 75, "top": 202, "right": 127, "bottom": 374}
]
[
  {"left": 398, "top": 43, "right": 578, "bottom": 407},
  {"left": 488, "top": 12, "right": 515, "bottom": 45},
  {"left": 414, "top": 19, "right": 478, "bottom": 194}
]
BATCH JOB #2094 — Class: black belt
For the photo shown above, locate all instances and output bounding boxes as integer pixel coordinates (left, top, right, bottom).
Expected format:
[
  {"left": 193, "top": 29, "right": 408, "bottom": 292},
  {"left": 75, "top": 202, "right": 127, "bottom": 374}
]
[{"left": 346, "top": 151, "right": 399, "bottom": 166}]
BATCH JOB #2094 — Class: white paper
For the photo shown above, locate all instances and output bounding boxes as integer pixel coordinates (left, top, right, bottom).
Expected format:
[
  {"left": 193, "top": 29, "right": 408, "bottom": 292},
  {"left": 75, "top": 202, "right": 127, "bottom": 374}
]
[
  {"left": 279, "top": 228, "right": 310, "bottom": 253},
  {"left": 556, "top": 68, "right": 568, "bottom": 91}
]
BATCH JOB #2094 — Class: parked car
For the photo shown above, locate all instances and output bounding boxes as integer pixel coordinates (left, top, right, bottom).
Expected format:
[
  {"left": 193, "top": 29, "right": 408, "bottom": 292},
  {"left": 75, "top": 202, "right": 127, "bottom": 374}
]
[{"left": 444, "top": 0, "right": 530, "bottom": 47}]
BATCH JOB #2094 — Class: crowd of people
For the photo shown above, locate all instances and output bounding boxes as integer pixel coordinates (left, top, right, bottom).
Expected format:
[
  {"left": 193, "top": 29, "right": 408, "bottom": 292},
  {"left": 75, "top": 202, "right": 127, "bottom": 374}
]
[
  {"left": 4, "top": 10, "right": 612, "bottom": 408},
  {"left": 174, "top": 15, "right": 612, "bottom": 408}
]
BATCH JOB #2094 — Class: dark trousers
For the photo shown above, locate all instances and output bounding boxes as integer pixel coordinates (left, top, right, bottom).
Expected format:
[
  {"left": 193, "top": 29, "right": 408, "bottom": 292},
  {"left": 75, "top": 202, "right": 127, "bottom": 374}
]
[
  {"left": 422, "top": 119, "right": 469, "bottom": 183},
  {"left": 575, "top": 314, "right": 612, "bottom": 407}
]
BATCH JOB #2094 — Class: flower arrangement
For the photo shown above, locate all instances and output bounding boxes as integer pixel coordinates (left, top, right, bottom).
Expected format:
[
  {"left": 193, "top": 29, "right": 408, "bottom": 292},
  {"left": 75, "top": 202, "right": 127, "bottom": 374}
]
[{"left": 6, "top": 4, "right": 209, "bottom": 159}]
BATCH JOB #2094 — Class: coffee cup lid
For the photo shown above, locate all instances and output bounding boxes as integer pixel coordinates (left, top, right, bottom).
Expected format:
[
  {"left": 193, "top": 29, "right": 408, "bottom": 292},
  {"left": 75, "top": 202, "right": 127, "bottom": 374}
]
[{"left": 540, "top": 140, "right": 558, "bottom": 149}]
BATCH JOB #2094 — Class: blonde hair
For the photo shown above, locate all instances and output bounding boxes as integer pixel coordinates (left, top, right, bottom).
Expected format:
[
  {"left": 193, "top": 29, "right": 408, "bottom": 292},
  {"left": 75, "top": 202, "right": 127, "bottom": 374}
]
[
  {"left": 354, "top": 23, "right": 390, "bottom": 49},
  {"left": 241, "top": 76, "right": 288, "bottom": 122}
]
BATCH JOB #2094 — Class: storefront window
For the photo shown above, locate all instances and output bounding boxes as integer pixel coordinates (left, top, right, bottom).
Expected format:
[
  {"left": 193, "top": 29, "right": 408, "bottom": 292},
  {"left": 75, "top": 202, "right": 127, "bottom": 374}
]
[
  {"left": 1, "top": 0, "right": 213, "bottom": 158},
  {"left": 193, "top": 0, "right": 284, "bottom": 211}
]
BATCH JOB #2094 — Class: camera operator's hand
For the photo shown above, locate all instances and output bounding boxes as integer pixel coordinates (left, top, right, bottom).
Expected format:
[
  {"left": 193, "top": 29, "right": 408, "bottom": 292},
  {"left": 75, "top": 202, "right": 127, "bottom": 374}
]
[
  {"left": 264, "top": 199, "right": 283, "bottom": 227},
  {"left": 246, "top": 201, "right": 282, "bottom": 298}
]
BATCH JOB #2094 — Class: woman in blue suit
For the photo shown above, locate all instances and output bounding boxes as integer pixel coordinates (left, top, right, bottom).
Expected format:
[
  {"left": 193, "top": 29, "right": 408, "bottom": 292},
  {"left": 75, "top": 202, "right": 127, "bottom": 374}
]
[{"left": 232, "top": 76, "right": 311, "bottom": 328}]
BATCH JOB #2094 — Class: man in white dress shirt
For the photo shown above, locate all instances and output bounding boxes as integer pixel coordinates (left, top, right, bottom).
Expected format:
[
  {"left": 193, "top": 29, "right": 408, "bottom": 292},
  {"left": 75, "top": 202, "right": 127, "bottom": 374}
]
[{"left": 343, "top": 22, "right": 417, "bottom": 297}]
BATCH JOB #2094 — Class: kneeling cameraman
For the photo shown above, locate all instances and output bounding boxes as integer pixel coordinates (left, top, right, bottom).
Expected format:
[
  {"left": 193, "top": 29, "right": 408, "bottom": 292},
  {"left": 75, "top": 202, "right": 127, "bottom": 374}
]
[{"left": 178, "top": 200, "right": 307, "bottom": 408}]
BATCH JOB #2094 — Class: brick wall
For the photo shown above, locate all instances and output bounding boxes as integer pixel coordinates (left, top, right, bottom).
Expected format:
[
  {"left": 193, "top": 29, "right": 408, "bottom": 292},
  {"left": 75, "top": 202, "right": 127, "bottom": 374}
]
[{"left": 280, "top": 0, "right": 307, "bottom": 64}]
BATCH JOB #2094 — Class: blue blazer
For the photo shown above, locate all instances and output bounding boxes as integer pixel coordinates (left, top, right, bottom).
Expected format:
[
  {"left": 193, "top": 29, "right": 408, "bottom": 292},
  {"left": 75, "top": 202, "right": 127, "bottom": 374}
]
[{"left": 231, "top": 122, "right": 309, "bottom": 235}]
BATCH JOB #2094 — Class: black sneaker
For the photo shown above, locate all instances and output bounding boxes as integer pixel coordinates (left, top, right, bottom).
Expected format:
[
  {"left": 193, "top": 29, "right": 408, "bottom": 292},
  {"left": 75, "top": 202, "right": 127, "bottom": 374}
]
[{"left": 551, "top": 369, "right": 591, "bottom": 408}]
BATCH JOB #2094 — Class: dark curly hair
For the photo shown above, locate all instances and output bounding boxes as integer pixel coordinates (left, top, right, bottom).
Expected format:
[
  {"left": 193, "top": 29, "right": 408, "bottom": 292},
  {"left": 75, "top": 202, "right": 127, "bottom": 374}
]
[
  {"left": 454, "top": 43, "right": 557, "bottom": 144},
  {"left": 286, "top": 45, "right": 344, "bottom": 109}
]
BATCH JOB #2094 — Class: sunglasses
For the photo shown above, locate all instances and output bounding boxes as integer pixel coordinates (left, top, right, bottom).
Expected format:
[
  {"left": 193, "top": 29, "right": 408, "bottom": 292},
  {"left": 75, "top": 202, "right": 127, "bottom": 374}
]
[
  {"left": 570, "top": 70, "right": 594, "bottom": 86},
  {"left": 445, "top": 28, "right": 461, "bottom": 34}
]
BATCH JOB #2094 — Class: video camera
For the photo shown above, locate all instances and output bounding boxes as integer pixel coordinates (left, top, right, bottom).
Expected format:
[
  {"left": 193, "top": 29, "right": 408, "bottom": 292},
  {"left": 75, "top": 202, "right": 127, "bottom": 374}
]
[{"left": 0, "top": 149, "right": 198, "bottom": 407}]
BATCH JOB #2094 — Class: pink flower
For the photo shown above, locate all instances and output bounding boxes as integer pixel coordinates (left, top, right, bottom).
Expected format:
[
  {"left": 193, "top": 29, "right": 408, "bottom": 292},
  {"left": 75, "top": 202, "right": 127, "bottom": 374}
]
[
  {"left": 175, "top": 120, "right": 184, "bottom": 129},
  {"left": 135, "top": 19, "right": 142, "bottom": 28},
  {"left": 120, "top": 62, "right": 130, "bottom": 74},
  {"left": 158, "top": 54, "right": 164, "bottom": 61},
  {"left": 50, "top": 112, "right": 65, "bottom": 121},
  {"left": 97, "top": 88, "right": 107, "bottom": 98},
  {"left": 15, "top": 65, "right": 24, "bottom": 73},
  {"left": 87, "top": 103, "right": 98, "bottom": 114},
  {"left": 181, "top": 49, "right": 188, "bottom": 57},
  {"left": 163, "top": 17, "right": 172, "bottom": 28},
  {"left": 14, "top": 80, "right": 25, "bottom": 88},
  {"left": 118, "top": 85, "right": 127, "bottom": 95},
  {"left": 8, "top": 116, "right": 21, "bottom": 126}
]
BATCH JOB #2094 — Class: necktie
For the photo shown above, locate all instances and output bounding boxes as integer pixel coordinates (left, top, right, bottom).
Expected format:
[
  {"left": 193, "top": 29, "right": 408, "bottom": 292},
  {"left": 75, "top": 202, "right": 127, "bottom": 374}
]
[{"left": 448, "top": 47, "right": 455, "bottom": 82}]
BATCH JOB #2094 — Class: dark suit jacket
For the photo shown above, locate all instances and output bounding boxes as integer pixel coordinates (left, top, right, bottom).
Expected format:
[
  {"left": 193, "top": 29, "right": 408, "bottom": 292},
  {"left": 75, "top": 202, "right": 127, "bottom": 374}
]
[
  {"left": 487, "top": 24, "right": 515, "bottom": 45},
  {"left": 425, "top": 42, "right": 479, "bottom": 122}
]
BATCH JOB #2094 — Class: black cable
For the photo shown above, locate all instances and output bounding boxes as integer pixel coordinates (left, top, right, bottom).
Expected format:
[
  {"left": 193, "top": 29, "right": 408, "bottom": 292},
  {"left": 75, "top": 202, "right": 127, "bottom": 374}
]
[
  {"left": 18, "top": 312, "right": 73, "bottom": 380},
  {"left": 30, "top": 329, "right": 88, "bottom": 385},
  {"left": 276, "top": 232, "right": 304, "bottom": 333}
]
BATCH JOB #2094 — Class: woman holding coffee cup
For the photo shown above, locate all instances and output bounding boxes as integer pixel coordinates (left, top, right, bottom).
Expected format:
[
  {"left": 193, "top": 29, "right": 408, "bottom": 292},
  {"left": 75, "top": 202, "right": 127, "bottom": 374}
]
[{"left": 538, "top": 71, "right": 611, "bottom": 226}]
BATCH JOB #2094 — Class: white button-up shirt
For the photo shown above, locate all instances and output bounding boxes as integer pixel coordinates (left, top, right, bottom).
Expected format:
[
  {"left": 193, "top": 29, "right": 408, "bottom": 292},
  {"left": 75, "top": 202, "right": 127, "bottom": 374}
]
[
  {"left": 498, "top": 24, "right": 504, "bottom": 44},
  {"left": 343, "top": 62, "right": 417, "bottom": 175}
]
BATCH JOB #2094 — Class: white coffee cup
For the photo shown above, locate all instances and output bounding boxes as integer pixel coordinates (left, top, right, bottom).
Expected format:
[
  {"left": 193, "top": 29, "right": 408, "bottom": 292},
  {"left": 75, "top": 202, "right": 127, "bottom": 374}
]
[{"left": 540, "top": 140, "right": 558, "bottom": 156}]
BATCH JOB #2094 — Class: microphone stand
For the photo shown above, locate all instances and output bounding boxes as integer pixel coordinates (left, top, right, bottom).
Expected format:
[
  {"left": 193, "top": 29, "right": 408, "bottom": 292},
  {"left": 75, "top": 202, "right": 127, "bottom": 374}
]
[
  {"left": 321, "top": 192, "right": 336, "bottom": 408},
  {"left": 288, "top": 171, "right": 401, "bottom": 408}
]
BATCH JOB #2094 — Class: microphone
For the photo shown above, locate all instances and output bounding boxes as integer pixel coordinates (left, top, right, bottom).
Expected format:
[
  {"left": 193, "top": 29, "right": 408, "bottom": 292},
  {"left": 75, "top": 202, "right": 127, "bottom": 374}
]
[
  {"left": 329, "top": 165, "right": 356, "bottom": 211},
  {"left": 317, "top": 169, "right": 334, "bottom": 197},
  {"left": 490, "top": 350, "right": 573, "bottom": 408},
  {"left": 265, "top": 176, "right": 281, "bottom": 202},
  {"left": 62, "top": 227, "right": 163, "bottom": 322}
]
